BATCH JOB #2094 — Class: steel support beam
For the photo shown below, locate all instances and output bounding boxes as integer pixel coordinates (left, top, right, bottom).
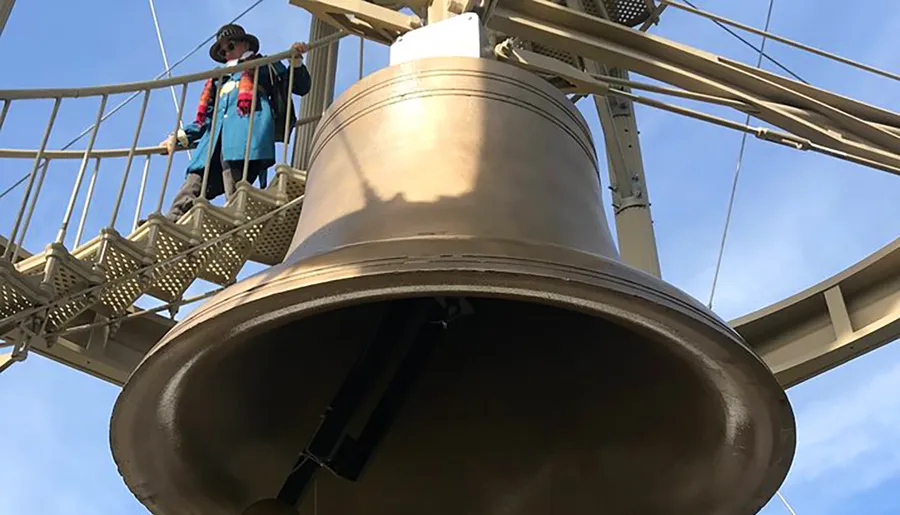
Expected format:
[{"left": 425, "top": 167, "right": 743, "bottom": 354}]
[
  {"left": 0, "top": 0, "right": 14, "bottom": 38},
  {"left": 293, "top": 16, "right": 341, "bottom": 170},
  {"left": 733, "top": 237, "right": 900, "bottom": 388},
  {"left": 289, "top": 0, "right": 421, "bottom": 45},
  {"left": 597, "top": 79, "right": 661, "bottom": 276},
  {"left": 288, "top": 0, "right": 900, "bottom": 176},
  {"left": 487, "top": 0, "right": 900, "bottom": 173},
  {"left": 427, "top": 0, "right": 454, "bottom": 23},
  {"left": 497, "top": 44, "right": 900, "bottom": 176},
  {"left": 1, "top": 306, "right": 175, "bottom": 385},
  {"left": 567, "top": 0, "right": 660, "bottom": 277}
]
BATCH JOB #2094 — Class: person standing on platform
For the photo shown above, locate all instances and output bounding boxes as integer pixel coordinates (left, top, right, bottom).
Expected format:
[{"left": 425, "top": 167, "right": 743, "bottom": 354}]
[{"left": 157, "top": 23, "right": 311, "bottom": 222}]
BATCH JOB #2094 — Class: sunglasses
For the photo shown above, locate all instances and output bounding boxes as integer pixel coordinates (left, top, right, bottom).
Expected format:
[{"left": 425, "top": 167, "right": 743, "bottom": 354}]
[{"left": 222, "top": 40, "right": 237, "bottom": 53}]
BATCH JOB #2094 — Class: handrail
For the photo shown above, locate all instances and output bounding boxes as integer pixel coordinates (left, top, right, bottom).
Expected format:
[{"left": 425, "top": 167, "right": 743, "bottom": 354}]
[
  {"left": 0, "top": 145, "right": 182, "bottom": 159},
  {"left": 0, "top": 31, "right": 347, "bottom": 101},
  {"left": 0, "top": 114, "right": 322, "bottom": 160},
  {"left": 0, "top": 31, "right": 344, "bottom": 267}
]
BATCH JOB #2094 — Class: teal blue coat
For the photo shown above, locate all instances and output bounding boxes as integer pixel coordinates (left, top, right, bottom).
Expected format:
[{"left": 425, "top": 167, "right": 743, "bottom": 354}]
[{"left": 180, "top": 58, "right": 311, "bottom": 173}]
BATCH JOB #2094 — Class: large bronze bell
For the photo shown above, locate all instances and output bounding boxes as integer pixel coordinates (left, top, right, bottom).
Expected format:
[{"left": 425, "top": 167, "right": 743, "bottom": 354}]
[{"left": 110, "top": 57, "right": 795, "bottom": 515}]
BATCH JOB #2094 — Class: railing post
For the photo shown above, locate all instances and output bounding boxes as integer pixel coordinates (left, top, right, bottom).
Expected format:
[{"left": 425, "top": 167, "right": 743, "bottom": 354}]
[
  {"left": 241, "top": 65, "right": 261, "bottom": 184},
  {"left": 156, "top": 83, "right": 189, "bottom": 214},
  {"left": 292, "top": 17, "right": 340, "bottom": 170},
  {"left": 56, "top": 94, "right": 108, "bottom": 245},
  {"left": 74, "top": 158, "right": 102, "bottom": 247},
  {"left": 200, "top": 75, "right": 225, "bottom": 201},
  {"left": 12, "top": 159, "right": 50, "bottom": 263},
  {"left": 0, "top": 99, "right": 10, "bottom": 134},
  {"left": 110, "top": 90, "right": 151, "bottom": 229},
  {"left": 281, "top": 54, "right": 297, "bottom": 165},
  {"left": 134, "top": 155, "right": 153, "bottom": 231},
  {"left": 4, "top": 98, "right": 61, "bottom": 262},
  {"left": 358, "top": 36, "right": 365, "bottom": 80}
]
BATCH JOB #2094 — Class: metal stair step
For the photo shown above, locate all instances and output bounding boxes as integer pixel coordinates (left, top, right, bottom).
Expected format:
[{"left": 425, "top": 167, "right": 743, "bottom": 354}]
[
  {"left": 128, "top": 214, "right": 203, "bottom": 303},
  {"left": 0, "top": 260, "right": 50, "bottom": 331},
  {"left": 233, "top": 182, "right": 287, "bottom": 266},
  {"left": 250, "top": 165, "right": 307, "bottom": 265},
  {"left": 271, "top": 164, "right": 308, "bottom": 200},
  {"left": 180, "top": 201, "right": 253, "bottom": 286},
  {"left": 73, "top": 228, "right": 156, "bottom": 318},
  {"left": 233, "top": 181, "right": 283, "bottom": 221},
  {"left": 15, "top": 242, "right": 105, "bottom": 333}
]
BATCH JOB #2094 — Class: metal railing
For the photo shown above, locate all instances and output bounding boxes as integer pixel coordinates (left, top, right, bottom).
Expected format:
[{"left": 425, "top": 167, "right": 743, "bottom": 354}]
[{"left": 0, "top": 31, "right": 346, "bottom": 265}]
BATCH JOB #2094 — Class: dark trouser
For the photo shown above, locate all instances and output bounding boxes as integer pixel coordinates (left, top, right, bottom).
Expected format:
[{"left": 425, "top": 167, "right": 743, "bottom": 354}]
[{"left": 167, "top": 139, "right": 269, "bottom": 221}]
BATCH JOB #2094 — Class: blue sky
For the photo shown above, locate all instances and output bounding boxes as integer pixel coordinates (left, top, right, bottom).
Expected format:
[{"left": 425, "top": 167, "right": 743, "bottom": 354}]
[{"left": 1, "top": 0, "right": 899, "bottom": 513}]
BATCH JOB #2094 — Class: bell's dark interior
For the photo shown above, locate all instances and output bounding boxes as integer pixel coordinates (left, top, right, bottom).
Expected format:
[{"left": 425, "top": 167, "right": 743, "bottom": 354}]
[{"left": 138, "top": 295, "right": 764, "bottom": 515}]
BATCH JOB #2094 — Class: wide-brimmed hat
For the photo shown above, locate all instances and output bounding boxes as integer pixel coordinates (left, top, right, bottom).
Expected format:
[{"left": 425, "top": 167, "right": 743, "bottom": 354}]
[{"left": 209, "top": 24, "right": 260, "bottom": 63}]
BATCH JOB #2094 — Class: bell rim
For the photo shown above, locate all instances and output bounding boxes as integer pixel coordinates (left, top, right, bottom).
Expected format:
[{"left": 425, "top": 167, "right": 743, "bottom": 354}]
[
  {"left": 156, "top": 237, "right": 741, "bottom": 348},
  {"left": 111, "top": 236, "right": 796, "bottom": 514}
]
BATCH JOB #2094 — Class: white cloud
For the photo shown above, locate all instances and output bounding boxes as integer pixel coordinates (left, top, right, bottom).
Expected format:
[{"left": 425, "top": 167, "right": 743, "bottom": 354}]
[
  {"left": 788, "top": 359, "right": 900, "bottom": 491},
  {"left": 760, "top": 344, "right": 900, "bottom": 515}
]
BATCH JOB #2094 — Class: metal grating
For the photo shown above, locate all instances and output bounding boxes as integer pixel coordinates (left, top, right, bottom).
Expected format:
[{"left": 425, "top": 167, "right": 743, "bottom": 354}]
[
  {"left": 248, "top": 167, "right": 307, "bottom": 265},
  {"left": 518, "top": 0, "right": 584, "bottom": 76},
  {"left": 0, "top": 263, "right": 45, "bottom": 320},
  {"left": 602, "top": 0, "right": 652, "bottom": 27},
  {"left": 46, "top": 294, "right": 95, "bottom": 332},
  {"left": 94, "top": 237, "right": 154, "bottom": 317},
  {"left": 191, "top": 207, "right": 256, "bottom": 286},
  {"left": 0, "top": 282, "right": 38, "bottom": 320},
  {"left": 513, "top": 0, "right": 652, "bottom": 89},
  {"left": 251, "top": 203, "right": 303, "bottom": 265},
  {"left": 41, "top": 253, "right": 102, "bottom": 332},
  {"left": 530, "top": 42, "right": 581, "bottom": 69},
  {"left": 277, "top": 167, "right": 308, "bottom": 199},
  {"left": 140, "top": 222, "right": 203, "bottom": 302}
]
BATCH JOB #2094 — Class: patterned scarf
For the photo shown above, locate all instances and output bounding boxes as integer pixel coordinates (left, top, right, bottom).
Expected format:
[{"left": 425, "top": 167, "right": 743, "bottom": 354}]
[{"left": 195, "top": 54, "right": 261, "bottom": 125}]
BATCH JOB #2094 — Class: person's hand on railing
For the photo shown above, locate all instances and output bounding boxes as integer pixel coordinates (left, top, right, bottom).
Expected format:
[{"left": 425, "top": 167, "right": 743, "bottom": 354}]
[
  {"left": 159, "top": 134, "right": 177, "bottom": 155},
  {"left": 291, "top": 42, "right": 309, "bottom": 59}
]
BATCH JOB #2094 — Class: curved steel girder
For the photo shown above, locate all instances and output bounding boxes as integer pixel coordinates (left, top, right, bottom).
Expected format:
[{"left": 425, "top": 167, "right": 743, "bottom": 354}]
[
  {"left": 732, "top": 237, "right": 900, "bottom": 389},
  {"left": 1, "top": 308, "right": 174, "bottom": 385}
]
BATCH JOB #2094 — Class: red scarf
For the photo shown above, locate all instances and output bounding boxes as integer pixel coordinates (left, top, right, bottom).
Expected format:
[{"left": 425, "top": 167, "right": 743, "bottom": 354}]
[{"left": 195, "top": 54, "right": 261, "bottom": 125}]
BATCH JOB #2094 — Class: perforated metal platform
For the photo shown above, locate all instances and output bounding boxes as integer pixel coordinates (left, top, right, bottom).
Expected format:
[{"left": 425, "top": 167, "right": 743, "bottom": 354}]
[
  {"left": 602, "top": 0, "right": 652, "bottom": 26},
  {"left": 517, "top": 0, "right": 652, "bottom": 85}
]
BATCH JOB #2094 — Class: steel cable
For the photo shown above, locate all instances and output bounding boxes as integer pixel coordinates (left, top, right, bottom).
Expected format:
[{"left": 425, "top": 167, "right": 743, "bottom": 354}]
[{"left": 707, "top": 0, "right": 776, "bottom": 308}]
